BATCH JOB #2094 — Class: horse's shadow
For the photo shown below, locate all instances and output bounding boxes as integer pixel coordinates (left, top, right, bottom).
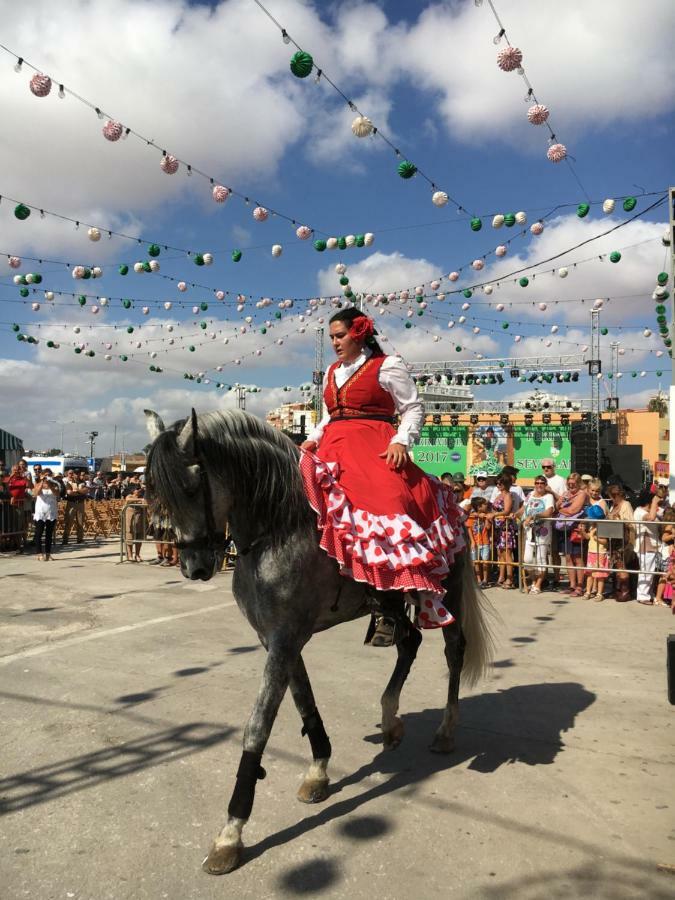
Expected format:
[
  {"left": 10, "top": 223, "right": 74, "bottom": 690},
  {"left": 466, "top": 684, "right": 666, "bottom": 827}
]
[{"left": 246, "top": 681, "right": 595, "bottom": 865}]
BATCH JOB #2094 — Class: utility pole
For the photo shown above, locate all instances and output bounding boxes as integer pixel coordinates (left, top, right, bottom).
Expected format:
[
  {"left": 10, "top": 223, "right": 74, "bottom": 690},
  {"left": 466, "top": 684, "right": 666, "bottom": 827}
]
[
  {"left": 86, "top": 430, "right": 99, "bottom": 459},
  {"left": 313, "top": 327, "right": 325, "bottom": 424},
  {"left": 589, "top": 309, "right": 602, "bottom": 475}
]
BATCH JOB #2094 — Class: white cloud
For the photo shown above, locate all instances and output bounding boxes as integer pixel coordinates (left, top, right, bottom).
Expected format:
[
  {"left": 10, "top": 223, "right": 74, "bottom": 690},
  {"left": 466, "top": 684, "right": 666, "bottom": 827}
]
[{"left": 317, "top": 250, "right": 440, "bottom": 296}]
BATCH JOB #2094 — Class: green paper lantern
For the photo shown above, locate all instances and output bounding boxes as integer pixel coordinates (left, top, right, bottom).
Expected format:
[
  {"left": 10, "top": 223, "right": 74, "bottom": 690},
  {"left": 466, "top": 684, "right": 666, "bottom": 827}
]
[
  {"left": 665, "top": 339, "right": 672, "bottom": 347},
  {"left": 86, "top": 350, "right": 95, "bottom": 358},
  {"left": 127, "top": 326, "right": 134, "bottom": 333},
  {"left": 232, "top": 249, "right": 242, "bottom": 262},
  {"left": 290, "top": 50, "right": 313, "bottom": 78},
  {"left": 148, "top": 244, "right": 161, "bottom": 257},
  {"left": 260, "top": 327, "right": 267, "bottom": 334},
  {"left": 601, "top": 326, "right": 608, "bottom": 335},
  {"left": 120, "top": 355, "right": 128, "bottom": 361},
  {"left": 16, "top": 333, "right": 25, "bottom": 341},
  {"left": 415, "top": 295, "right": 424, "bottom": 303},
  {"left": 141, "top": 260, "right": 152, "bottom": 273},
  {"left": 47, "top": 340, "right": 54, "bottom": 348},
  {"left": 78, "top": 295, "right": 87, "bottom": 306},
  {"left": 122, "top": 299, "right": 132, "bottom": 309},
  {"left": 200, "top": 321, "right": 207, "bottom": 329},
  {"left": 470, "top": 217, "right": 482, "bottom": 232},
  {"left": 194, "top": 254, "right": 205, "bottom": 266},
  {"left": 405, "top": 321, "right": 412, "bottom": 329},
  {"left": 504, "top": 213, "right": 516, "bottom": 227},
  {"left": 657, "top": 315, "right": 667, "bottom": 325},
  {"left": 14, "top": 203, "right": 31, "bottom": 220},
  {"left": 82, "top": 268, "right": 91, "bottom": 279},
  {"left": 189, "top": 345, "right": 195, "bottom": 352},
  {"left": 27, "top": 336, "right": 37, "bottom": 344},
  {"left": 607, "top": 373, "right": 613, "bottom": 379},
  {"left": 339, "top": 276, "right": 349, "bottom": 286},
  {"left": 656, "top": 290, "right": 670, "bottom": 301},
  {"left": 657, "top": 272, "right": 669, "bottom": 286},
  {"left": 501, "top": 322, "right": 509, "bottom": 329},
  {"left": 657, "top": 370, "right": 663, "bottom": 377},
  {"left": 659, "top": 325, "right": 669, "bottom": 334},
  {"left": 397, "top": 160, "right": 417, "bottom": 179},
  {"left": 416, "top": 309, "right": 424, "bottom": 316},
  {"left": 19, "top": 287, "right": 29, "bottom": 297},
  {"left": 656, "top": 304, "right": 666, "bottom": 314},
  {"left": 577, "top": 203, "right": 590, "bottom": 218},
  {"left": 275, "top": 311, "right": 282, "bottom": 319},
  {"left": 32, "top": 273, "right": 42, "bottom": 284},
  {"left": 345, "top": 290, "right": 353, "bottom": 298},
  {"left": 610, "top": 251, "right": 621, "bottom": 263},
  {"left": 463, "top": 289, "right": 472, "bottom": 299},
  {"left": 200, "top": 302, "right": 208, "bottom": 310},
  {"left": 519, "top": 277, "right": 529, "bottom": 287},
  {"left": 119, "top": 264, "right": 129, "bottom": 275},
  {"left": 12, "top": 323, "right": 20, "bottom": 332},
  {"left": 337, "top": 236, "right": 347, "bottom": 250},
  {"left": 74, "top": 347, "right": 82, "bottom": 354},
  {"left": 313, "top": 239, "right": 326, "bottom": 252},
  {"left": 196, "top": 378, "right": 202, "bottom": 384},
  {"left": 623, "top": 196, "right": 636, "bottom": 212},
  {"left": 17, "top": 274, "right": 27, "bottom": 284},
  {"left": 355, "top": 234, "right": 365, "bottom": 247},
  {"left": 149, "top": 365, "right": 156, "bottom": 372},
  {"left": 455, "top": 345, "right": 462, "bottom": 352}
]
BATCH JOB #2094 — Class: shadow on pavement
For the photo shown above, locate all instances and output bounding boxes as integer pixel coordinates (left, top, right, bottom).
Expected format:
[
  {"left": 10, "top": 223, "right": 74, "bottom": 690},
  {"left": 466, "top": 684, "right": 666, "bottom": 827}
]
[{"left": 0, "top": 722, "right": 236, "bottom": 816}]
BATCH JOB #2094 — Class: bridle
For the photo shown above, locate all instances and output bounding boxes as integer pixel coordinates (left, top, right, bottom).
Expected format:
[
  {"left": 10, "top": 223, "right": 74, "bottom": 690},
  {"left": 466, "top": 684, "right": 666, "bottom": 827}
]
[{"left": 172, "top": 410, "right": 227, "bottom": 554}]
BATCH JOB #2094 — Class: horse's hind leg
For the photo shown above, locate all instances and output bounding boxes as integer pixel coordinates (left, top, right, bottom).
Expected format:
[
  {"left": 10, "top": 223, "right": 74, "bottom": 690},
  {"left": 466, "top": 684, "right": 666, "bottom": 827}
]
[
  {"left": 431, "top": 569, "right": 465, "bottom": 753},
  {"left": 381, "top": 622, "right": 422, "bottom": 750},
  {"left": 202, "top": 641, "right": 297, "bottom": 876},
  {"left": 289, "top": 655, "right": 332, "bottom": 804}
]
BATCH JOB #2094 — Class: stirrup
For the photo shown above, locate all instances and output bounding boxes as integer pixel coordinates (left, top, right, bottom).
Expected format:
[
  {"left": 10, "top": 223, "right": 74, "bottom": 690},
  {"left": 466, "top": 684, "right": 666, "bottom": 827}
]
[{"left": 369, "top": 615, "right": 397, "bottom": 648}]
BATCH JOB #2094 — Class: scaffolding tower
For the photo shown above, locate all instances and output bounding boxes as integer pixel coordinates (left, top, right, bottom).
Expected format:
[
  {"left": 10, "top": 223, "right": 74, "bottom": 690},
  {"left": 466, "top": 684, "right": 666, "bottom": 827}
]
[
  {"left": 589, "top": 309, "right": 602, "bottom": 473},
  {"left": 313, "top": 327, "right": 325, "bottom": 422}
]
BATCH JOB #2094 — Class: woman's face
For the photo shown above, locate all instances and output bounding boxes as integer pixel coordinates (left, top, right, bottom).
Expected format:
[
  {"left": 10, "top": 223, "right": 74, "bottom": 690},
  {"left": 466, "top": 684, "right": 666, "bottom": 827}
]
[
  {"left": 567, "top": 479, "right": 579, "bottom": 494},
  {"left": 329, "top": 321, "right": 362, "bottom": 364},
  {"left": 533, "top": 479, "right": 547, "bottom": 494}
]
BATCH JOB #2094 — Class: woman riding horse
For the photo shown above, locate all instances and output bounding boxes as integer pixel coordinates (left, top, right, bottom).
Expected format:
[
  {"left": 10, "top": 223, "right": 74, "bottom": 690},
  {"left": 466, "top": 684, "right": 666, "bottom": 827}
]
[{"left": 300, "top": 308, "right": 465, "bottom": 646}]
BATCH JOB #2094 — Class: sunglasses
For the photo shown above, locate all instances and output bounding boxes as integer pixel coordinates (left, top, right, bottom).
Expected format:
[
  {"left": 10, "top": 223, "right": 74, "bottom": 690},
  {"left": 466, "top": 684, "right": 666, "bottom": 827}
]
[
  {"left": 534, "top": 480, "right": 546, "bottom": 485},
  {"left": 542, "top": 465, "right": 553, "bottom": 469}
]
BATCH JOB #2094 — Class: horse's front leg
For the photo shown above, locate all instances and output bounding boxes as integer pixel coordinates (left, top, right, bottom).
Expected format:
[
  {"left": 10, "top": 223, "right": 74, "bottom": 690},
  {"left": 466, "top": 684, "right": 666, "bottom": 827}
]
[
  {"left": 202, "top": 640, "right": 297, "bottom": 876},
  {"left": 289, "top": 655, "right": 332, "bottom": 804}
]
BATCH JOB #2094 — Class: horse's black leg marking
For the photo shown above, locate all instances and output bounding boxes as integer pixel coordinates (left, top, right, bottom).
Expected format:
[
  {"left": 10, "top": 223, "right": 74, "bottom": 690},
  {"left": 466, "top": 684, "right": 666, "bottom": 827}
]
[
  {"left": 203, "top": 641, "right": 299, "bottom": 875},
  {"left": 380, "top": 622, "right": 423, "bottom": 750},
  {"left": 289, "top": 655, "right": 332, "bottom": 803},
  {"left": 431, "top": 558, "right": 466, "bottom": 754}
]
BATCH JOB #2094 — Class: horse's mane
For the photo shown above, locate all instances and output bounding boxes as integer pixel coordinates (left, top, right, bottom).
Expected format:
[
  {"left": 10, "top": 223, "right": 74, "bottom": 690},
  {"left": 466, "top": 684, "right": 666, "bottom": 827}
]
[{"left": 147, "top": 409, "right": 314, "bottom": 541}]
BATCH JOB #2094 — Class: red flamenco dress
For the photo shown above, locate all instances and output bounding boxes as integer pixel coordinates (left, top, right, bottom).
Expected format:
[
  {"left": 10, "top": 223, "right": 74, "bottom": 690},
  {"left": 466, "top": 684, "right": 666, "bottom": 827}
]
[{"left": 300, "top": 351, "right": 465, "bottom": 628}]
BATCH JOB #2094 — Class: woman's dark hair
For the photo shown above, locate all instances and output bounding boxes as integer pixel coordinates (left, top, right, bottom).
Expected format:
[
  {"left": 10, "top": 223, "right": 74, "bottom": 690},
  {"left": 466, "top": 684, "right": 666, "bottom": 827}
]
[
  {"left": 496, "top": 473, "right": 513, "bottom": 490},
  {"left": 329, "top": 308, "right": 384, "bottom": 354},
  {"left": 636, "top": 487, "right": 654, "bottom": 508}
]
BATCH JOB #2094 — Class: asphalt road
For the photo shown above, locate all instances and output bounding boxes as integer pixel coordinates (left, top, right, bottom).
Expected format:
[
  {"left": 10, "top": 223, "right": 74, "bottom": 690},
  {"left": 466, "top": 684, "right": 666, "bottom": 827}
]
[{"left": 1, "top": 540, "right": 674, "bottom": 899}]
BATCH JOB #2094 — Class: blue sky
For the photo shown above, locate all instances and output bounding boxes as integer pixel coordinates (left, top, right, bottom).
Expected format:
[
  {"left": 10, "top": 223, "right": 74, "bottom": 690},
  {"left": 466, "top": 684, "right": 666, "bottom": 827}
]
[{"left": 0, "top": 0, "right": 672, "bottom": 452}]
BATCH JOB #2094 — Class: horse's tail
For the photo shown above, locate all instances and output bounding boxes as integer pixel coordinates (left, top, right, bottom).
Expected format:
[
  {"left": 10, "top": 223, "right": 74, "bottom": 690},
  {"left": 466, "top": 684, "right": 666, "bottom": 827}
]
[{"left": 460, "top": 555, "right": 498, "bottom": 686}]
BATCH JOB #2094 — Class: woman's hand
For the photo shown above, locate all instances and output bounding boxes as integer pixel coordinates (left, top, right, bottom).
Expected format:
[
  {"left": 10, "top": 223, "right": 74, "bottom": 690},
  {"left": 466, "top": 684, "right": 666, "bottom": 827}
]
[
  {"left": 379, "top": 442, "right": 408, "bottom": 470},
  {"left": 300, "top": 440, "right": 317, "bottom": 452}
]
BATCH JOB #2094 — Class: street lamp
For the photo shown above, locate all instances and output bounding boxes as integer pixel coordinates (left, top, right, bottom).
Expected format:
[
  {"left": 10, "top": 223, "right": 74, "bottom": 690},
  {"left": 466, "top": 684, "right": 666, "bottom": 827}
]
[{"left": 86, "top": 431, "right": 99, "bottom": 458}]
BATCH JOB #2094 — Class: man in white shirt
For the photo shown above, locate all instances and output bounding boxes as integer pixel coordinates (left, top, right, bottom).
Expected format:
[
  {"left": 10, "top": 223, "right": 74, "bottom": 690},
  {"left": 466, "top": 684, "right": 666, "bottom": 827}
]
[{"left": 542, "top": 459, "right": 567, "bottom": 500}]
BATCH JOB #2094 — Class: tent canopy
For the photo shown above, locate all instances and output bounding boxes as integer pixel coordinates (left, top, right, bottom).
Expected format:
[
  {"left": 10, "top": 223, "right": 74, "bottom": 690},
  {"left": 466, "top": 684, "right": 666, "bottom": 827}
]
[{"left": 0, "top": 428, "right": 23, "bottom": 452}]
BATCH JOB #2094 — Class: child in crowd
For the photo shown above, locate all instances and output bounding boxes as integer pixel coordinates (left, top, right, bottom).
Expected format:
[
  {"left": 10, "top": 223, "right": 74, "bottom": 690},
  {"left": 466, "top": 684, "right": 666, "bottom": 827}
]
[
  {"left": 467, "top": 497, "right": 492, "bottom": 587},
  {"left": 582, "top": 506, "right": 610, "bottom": 602},
  {"left": 655, "top": 510, "right": 675, "bottom": 607}
]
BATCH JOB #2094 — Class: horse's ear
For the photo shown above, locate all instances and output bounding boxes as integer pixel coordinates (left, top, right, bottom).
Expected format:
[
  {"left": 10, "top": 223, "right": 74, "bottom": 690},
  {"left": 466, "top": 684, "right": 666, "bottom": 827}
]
[
  {"left": 176, "top": 415, "right": 193, "bottom": 453},
  {"left": 190, "top": 408, "right": 199, "bottom": 456},
  {"left": 144, "top": 409, "right": 165, "bottom": 441}
]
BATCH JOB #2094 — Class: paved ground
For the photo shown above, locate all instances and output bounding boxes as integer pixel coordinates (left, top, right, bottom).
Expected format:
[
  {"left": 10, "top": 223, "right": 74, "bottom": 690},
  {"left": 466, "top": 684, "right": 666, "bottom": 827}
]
[{"left": 1, "top": 539, "right": 674, "bottom": 899}]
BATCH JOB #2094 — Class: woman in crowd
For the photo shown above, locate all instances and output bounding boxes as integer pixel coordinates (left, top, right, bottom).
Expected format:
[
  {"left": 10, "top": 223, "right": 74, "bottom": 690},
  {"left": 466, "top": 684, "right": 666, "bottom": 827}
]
[
  {"left": 633, "top": 488, "right": 661, "bottom": 604},
  {"left": 122, "top": 483, "right": 146, "bottom": 562},
  {"left": 607, "top": 483, "right": 635, "bottom": 602},
  {"left": 656, "top": 508, "right": 675, "bottom": 607},
  {"left": 519, "top": 475, "right": 555, "bottom": 594},
  {"left": 489, "top": 472, "right": 519, "bottom": 589},
  {"left": 33, "top": 468, "right": 59, "bottom": 561},
  {"left": 7, "top": 461, "right": 33, "bottom": 553},
  {"left": 555, "top": 472, "right": 587, "bottom": 597}
]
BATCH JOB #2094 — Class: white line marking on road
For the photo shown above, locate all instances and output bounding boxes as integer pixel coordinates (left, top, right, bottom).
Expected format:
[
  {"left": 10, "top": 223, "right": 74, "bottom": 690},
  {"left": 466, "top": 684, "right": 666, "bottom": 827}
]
[{"left": 0, "top": 601, "right": 238, "bottom": 666}]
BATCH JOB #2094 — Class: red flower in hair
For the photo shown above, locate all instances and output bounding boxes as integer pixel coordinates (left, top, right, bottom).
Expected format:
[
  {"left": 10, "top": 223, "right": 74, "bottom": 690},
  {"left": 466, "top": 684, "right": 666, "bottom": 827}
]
[{"left": 348, "top": 315, "right": 375, "bottom": 343}]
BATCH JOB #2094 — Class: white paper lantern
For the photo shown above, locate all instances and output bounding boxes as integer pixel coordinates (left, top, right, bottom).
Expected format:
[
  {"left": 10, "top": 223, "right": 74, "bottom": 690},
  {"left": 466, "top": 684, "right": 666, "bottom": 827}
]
[
  {"left": 484, "top": 285, "right": 493, "bottom": 295},
  {"left": 363, "top": 233, "right": 374, "bottom": 246},
  {"left": 133, "top": 262, "right": 144, "bottom": 273},
  {"left": 515, "top": 211, "right": 527, "bottom": 225},
  {"left": 558, "top": 267, "right": 568, "bottom": 278},
  {"left": 351, "top": 115, "right": 374, "bottom": 138},
  {"left": 326, "top": 237, "right": 338, "bottom": 250},
  {"left": 202, "top": 253, "right": 213, "bottom": 265},
  {"left": 272, "top": 244, "right": 283, "bottom": 257},
  {"left": 164, "top": 301, "right": 172, "bottom": 310},
  {"left": 149, "top": 260, "right": 160, "bottom": 272},
  {"left": 492, "top": 215, "right": 504, "bottom": 229},
  {"left": 602, "top": 198, "right": 615, "bottom": 214},
  {"left": 496, "top": 303, "right": 505, "bottom": 311},
  {"left": 345, "top": 235, "right": 355, "bottom": 248},
  {"left": 88, "top": 227, "right": 101, "bottom": 242},
  {"left": 178, "top": 281, "right": 187, "bottom": 291},
  {"left": 432, "top": 191, "right": 448, "bottom": 207},
  {"left": 45, "top": 291, "right": 54, "bottom": 301}
]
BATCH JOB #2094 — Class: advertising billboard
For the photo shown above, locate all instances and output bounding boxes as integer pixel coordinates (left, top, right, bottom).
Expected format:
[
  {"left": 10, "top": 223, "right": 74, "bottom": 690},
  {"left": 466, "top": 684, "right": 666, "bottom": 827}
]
[
  {"left": 512, "top": 424, "right": 571, "bottom": 474},
  {"left": 410, "top": 425, "right": 468, "bottom": 478}
]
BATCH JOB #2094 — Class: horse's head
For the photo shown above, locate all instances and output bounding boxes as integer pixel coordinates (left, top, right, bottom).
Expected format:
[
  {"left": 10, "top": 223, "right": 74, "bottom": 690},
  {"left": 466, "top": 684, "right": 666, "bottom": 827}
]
[{"left": 144, "top": 409, "right": 228, "bottom": 581}]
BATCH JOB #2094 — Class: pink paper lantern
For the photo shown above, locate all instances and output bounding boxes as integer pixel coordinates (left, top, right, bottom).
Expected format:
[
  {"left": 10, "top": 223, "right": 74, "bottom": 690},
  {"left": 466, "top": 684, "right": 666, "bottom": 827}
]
[
  {"left": 449, "top": 272, "right": 459, "bottom": 282},
  {"left": 177, "top": 281, "right": 187, "bottom": 292},
  {"left": 212, "top": 185, "right": 230, "bottom": 203},
  {"left": 29, "top": 73, "right": 52, "bottom": 97},
  {"left": 497, "top": 47, "right": 523, "bottom": 72},
  {"left": 496, "top": 303, "right": 505, "bottom": 312},
  {"left": 527, "top": 104, "right": 549, "bottom": 125},
  {"left": 495, "top": 245, "right": 507, "bottom": 257},
  {"left": 160, "top": 154, "right": 179, "bottom": 174},
  {"left": 103, "top": 120, "right": 123, "bottom": 142},
  {"left": 538, "top": 302, "right": 547, "bottom": 311},
  {"left": 547, "top": 143, "right": 567, "bottom": 163},
  {"left": 296, "top": 225, "right": 312, "bottom": 240},
  {"left": 9, "top": 256, "right": 21, "bottom": 269},
  {"left": 253, "top": 206, "right": 269, "bottom": 222},
  {"left": 472, "top": 259, "right": 485, "bottom": 270},
  {"left": 215, "top": 290, "right": 225, "bottom": 300},
  {"left": 430, "top": 280, "right": 440, "bottom": 291},
  {"left": 530, "top": 221, "right": 544, "bottom": 236}
]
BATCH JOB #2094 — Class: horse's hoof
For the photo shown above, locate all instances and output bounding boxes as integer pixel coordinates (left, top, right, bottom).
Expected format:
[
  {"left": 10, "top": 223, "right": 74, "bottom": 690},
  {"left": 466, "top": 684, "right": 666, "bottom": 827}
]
[
  {"left": 383, "top": 717, "right": 405, "bottom": 751},
  {"left": 429, "top": 732, "right": 455, "bottom": 754},
  {"left": 202, "top": 842, "right": 241, "bottom": 875},
  {"left": 297, "top": 777, "right": 330, "bottom": 804}
]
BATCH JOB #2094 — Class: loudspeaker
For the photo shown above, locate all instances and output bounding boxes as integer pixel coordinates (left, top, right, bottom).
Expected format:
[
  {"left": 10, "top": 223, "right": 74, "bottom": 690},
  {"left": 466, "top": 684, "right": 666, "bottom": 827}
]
[
  {"left": 571, "top": 422, "right": 620, "bottom": 477},
  {"left": 601, "top": 444, "right": 643, "bottom": 493}
]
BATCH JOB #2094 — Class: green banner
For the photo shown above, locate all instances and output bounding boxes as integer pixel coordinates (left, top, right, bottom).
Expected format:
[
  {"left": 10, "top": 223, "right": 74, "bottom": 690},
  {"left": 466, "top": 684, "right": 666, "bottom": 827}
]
[
  {"left": 411, "top": 425, "right": 468, "bottom": 477},
  {"left": 512, "top": 424, "right": 571, "bottom": 474}
]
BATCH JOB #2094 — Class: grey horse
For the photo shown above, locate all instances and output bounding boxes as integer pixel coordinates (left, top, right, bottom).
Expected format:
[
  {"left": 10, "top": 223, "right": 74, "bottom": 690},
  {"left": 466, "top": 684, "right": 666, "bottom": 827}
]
[{"left": 144, "top": 407, "right": 494, "bottom": 875}]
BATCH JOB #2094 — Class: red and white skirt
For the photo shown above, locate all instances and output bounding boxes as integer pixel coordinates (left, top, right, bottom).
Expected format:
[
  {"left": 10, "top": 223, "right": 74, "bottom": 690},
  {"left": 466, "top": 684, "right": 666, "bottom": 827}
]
[{"left": 300, "top": 420, "right": 466, "bottom": 628}]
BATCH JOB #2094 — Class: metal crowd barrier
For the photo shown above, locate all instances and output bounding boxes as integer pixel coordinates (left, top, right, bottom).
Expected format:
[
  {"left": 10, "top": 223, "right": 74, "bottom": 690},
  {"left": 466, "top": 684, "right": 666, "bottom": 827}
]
[{"left": 0, "top": 498, "right": 26, "bottom": 550}]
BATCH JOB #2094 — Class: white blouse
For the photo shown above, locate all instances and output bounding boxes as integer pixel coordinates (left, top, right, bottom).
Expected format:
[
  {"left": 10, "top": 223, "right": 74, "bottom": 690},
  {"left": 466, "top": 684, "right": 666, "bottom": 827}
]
[
  {"left": 307, "top": 349, "right": 425, "bottom": 447},
  {"left": 34, "top": 487, "right": 59, "bottom": 522}
]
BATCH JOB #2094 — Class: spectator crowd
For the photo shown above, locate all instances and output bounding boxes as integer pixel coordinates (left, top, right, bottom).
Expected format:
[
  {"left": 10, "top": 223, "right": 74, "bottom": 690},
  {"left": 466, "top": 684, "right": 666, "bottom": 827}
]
[{"left": 441, "top": 459, "right": 673, "bottom": 609}]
